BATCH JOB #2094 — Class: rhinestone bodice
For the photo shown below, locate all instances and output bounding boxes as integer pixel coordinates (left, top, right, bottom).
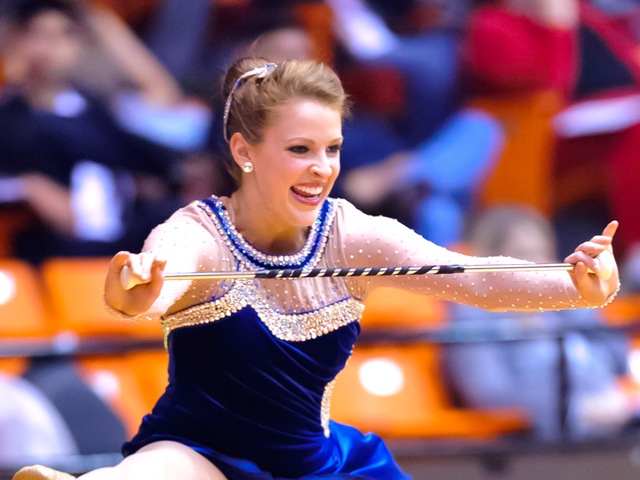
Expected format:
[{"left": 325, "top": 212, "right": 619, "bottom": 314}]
[
  {"left": 157, "top": 196, "right": 363, "bottom": 443},
  {"left": 162, "top": 279, "right": 364, "bottom": 344}
]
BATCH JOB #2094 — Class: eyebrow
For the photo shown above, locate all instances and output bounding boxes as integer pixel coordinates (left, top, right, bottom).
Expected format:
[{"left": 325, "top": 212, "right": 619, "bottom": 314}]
[{"left": 285, "top": 137, "right": 344, "bottom": 144}]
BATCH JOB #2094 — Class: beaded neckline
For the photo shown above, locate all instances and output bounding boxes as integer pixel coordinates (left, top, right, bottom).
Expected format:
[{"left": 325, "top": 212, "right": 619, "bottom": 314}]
[{"left": 198, "top": 196, "right": 336, "bottom": 269}]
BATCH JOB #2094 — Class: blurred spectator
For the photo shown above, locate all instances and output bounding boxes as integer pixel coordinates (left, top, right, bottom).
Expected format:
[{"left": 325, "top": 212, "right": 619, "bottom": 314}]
[
  {"left": 0, "top": 0, "right": 183, "bottom": 264},
  {"left": 327, "top": 0, "right": 467, "bottom": 145},
  {"left": 133, "top": 0, "right": 211, "bottom": 87},
  {"left": 463, "top": 0, "right": 640, "bottom": 267},
  {"left": 322, "top": 0, "right": 510, "bottom": 246},
  {"left": 133, "top": 0, "right": 303, "bottom": 97},
  {"left": 77, "top": 4, "right": 212, "bottom": 153},
  {"left": 2, "top": 1, "right": 212, "bottom": 153},
  {"left": 243, "top": 26, "right": 313, "bottom": 63},
  {"left": 340, "top": 107, "right": 504, "bottom": 247},
  {"left": 0, "top": 360, "right": 131, "bottom": 463},
  {"left": 444, "top": 205, "right": 632, "bottom": 440},
  {"left": 0, "top": 373, "right": 78, "bottom": 464}
]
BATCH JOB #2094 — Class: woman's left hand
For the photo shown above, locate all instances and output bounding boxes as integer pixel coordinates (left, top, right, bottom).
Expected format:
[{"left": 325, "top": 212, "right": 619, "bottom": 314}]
[{"left": 564, "top": 221, "right": 620, "bottom": 306}]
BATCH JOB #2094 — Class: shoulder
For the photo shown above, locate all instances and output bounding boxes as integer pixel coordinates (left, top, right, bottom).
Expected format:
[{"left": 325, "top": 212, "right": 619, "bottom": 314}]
[
  {"left": 331, "top": 197, "right": 411, "bottom": 232},
  {"left": 330, "top": 197, "right": 429, "bottom": 256},
  {"left": 159, "top": 199, "right": 217, "bottom": 231},
  {"left": 145, "top": 199, "right": 220, "bottom": 245}
]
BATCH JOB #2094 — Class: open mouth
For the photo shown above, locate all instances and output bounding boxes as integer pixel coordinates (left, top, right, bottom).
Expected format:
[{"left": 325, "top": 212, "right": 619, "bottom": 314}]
[{"left": 291, "top": 185, "right": 323, "bottom": 204}]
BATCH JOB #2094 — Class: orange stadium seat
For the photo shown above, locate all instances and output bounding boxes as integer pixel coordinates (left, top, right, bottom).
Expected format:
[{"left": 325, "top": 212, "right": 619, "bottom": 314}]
[
  {"left": 0, "top": 259, "right": 52, "bottom": 375},
  {"left": 41, "top": 257, "right": 168, "bottom": 432},
  {"left": 331, "top": 344, "right": 529, "bottom": 439},
  {"left": 360, "top": 287, "right": 448, "bottom": 330},
  {"left": 41, "top": 257, "right": 162, "bottom": 339},
  {"left": 469, "top": 90, "right": 563, "bottom": 216},
  {"left": 77, "top": 355, "right": 153, "bottom": 437},
  {"left": 601, "top": 294, "right": 640, "bottom": 326},
  {"left": 294, "top": 2, "right": 335, "bottom": 65},
  {"left": 601, "top": 294, "right": 640, "bottom": 402},
  {"left": 332, "top": 288, "right": 530, "bottom": 439},
  {"left": 125, "top": 350, "right": 170, "bottom": 412}
]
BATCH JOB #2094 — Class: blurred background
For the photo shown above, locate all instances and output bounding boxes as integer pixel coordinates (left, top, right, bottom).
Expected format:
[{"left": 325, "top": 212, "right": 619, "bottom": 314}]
[{"left": 3, "top": 0, "right": 640, "bottom": 478}]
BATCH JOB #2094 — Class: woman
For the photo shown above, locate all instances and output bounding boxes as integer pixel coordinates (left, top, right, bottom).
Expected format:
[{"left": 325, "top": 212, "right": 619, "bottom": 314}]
[{"left": 15, "top": 58, "right": 620, "bottom": 480}]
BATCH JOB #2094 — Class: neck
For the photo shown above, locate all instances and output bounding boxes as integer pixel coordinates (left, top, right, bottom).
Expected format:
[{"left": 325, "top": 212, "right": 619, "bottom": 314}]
[{"left": 226, "top": 192, "right": 309, "bottom": 255}]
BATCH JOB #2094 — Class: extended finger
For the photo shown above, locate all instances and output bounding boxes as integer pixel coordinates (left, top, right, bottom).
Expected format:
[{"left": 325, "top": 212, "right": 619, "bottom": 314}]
[{"left": 602, "top": 221, "right": 619, "bottom": 238}]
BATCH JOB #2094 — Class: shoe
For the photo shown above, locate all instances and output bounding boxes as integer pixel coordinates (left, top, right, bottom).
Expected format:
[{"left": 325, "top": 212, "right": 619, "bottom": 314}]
[{"left": 12, "top": 465, "right": 76, "bottom": 480}]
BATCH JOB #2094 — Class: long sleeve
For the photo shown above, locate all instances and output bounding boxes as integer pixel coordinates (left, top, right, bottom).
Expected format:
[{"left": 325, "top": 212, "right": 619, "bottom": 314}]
[{"left": 332, "top": 199, "right": 592, "bottom": 311}]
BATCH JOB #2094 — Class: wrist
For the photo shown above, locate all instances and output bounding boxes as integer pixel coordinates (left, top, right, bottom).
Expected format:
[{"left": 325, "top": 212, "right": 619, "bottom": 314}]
[
  {"left": 102, "top": 294, "right": 155, "bottom": 321},
  {"left": 601, "top": 280, "right": 622, "bottom": 308}
]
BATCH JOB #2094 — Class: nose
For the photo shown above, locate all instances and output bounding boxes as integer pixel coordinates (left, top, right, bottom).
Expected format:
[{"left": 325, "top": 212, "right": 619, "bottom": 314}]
[{"left": 310, "top": 153, "right": 333, "bottom": 178}]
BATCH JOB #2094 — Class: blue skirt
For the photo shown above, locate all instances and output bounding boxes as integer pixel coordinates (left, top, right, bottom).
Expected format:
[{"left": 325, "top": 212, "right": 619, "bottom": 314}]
[{"left": 123, "top": 420, "right": 410, "bottom": 479}]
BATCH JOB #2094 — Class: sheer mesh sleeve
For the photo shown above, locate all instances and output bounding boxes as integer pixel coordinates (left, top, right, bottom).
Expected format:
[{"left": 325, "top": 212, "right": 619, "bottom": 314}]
[
  {"left": 107, "top": 201, "right": 233, "bottom": 321},
  {"left": 332, "top": 199, "right": 591, "bottom": 311}
]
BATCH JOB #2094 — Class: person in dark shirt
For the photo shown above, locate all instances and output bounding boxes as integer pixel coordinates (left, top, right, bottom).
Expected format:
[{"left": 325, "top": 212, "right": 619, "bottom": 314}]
[{"left": 0, "top": 0, "right": 182, "bottom": 264}]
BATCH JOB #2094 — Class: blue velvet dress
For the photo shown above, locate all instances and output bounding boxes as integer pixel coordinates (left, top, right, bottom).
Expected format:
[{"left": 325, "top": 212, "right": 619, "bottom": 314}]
[{"left": 122, "top": 197, "right": 410, "bottom": 479}]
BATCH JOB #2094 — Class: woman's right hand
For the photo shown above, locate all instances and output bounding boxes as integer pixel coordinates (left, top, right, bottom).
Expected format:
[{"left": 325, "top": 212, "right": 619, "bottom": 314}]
[{"left": 104, "top": 251, "right": 167, "bottom": 316}]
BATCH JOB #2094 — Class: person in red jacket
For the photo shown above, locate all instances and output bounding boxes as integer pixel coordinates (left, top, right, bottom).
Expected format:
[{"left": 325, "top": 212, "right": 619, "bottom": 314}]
[{"left": 464, "top": 0, "right": 640, "bottom": 274}]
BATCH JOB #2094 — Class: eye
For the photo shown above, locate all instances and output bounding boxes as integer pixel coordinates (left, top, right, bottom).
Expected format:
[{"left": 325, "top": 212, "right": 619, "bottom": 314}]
[
  {"left": 288, "top": 145, "right": 309, "bottom": 154},
  {"left": 327, "top": 144, "right": 342, "bottom": 155}
]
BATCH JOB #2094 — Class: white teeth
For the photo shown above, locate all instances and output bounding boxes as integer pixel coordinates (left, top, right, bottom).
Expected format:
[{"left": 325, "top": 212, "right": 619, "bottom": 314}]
[{"left": 294, "top": 186, "right": 322, "bottom": 196}]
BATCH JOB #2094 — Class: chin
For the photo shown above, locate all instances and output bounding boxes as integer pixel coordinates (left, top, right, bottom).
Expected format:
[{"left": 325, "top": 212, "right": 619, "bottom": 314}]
[
  {"left": 288, "top": 206, "right": 322, "bottom": 228},
  {"left": 296, "top": 211, "right": 321, "bottom": 228}
]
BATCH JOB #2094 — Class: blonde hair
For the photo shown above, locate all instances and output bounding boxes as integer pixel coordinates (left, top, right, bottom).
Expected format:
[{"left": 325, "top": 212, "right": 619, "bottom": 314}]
[{"left": 221, "top": 57, "right": 349, "bottom": 184}]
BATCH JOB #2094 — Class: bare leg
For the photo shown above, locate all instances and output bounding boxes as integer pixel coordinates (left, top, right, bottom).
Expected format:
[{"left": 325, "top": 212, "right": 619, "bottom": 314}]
[
  {"left": 12, "top": 466, "right": 75, "bottom": 480},
  {"left": 78, "top": 441, "right": 227, "bottom": 480}
]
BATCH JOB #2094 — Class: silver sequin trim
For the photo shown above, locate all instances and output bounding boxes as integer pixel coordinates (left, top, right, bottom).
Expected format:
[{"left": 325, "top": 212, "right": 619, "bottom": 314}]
[
  {"left": 197, "top": 196, "right": 336, "bottom": 268},
  {"left": 321, "top": 379, "right": 336, "bottom": 438},
  {"left": 162, "top": 280, "right": 364, "bottom": 345}
]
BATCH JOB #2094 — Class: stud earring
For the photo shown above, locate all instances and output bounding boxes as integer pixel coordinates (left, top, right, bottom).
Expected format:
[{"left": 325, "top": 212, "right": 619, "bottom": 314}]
[{"left": 242, "top": 162, "right": 254, "bottom": 173}]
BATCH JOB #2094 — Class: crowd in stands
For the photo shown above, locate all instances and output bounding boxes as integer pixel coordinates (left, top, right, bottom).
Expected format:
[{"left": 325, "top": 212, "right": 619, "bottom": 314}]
[
  {"left": 3, "top": 0, "right": 640, "bottom": 271},
  {"left": 3, "top": 0, "right": 640, "bottom": 469}
]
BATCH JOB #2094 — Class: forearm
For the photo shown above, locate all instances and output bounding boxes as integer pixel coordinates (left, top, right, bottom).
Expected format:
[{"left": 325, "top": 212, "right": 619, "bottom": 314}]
[
  {"left": 20, "top": 174, "right": 75, "bottom": 236},
  {"left": 86, "top": 6, "right": 183, "bottom": 106},
  {"left": 358, "top": 253, "right": 590, "bottom": 312},
  {"left": 336, "top": 202, "right": 593, "bottom": 311}
]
